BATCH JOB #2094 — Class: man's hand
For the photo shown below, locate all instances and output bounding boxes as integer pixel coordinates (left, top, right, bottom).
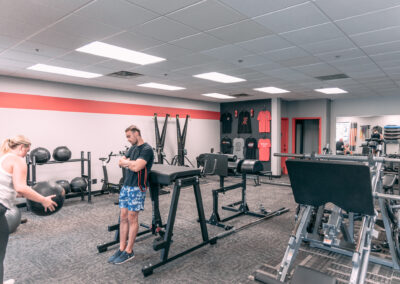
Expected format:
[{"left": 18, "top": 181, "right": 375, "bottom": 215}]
[{"left": 120, "top": 158, "right": 131, "bottom": 168}]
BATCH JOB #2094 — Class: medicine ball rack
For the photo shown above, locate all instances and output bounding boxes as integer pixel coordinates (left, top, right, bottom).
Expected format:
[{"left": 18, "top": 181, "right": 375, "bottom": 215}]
[{"left": 26, "top": 151, "right": 92, "bottom": 202}]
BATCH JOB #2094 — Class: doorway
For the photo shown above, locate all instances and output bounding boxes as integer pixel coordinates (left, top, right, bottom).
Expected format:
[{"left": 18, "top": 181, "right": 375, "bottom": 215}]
[{"left": 292, "top": 117, "right": 321, "bottom": 154}]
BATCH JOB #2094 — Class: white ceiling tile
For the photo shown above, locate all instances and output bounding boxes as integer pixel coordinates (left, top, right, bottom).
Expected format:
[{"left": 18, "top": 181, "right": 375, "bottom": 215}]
[
  {"left": 173, "top": 53, "right": 215, "bottom": 66},
  {"left": 346, "top": 70, "right": 387, "bottom": 80},
  {"left": 0, "top": 18, "right": 43, "bottom": 39},
  {"left": 316, "top": 48, "right": 366, "bottom": 62},
  {"left": 29, "top": 0, "right": 94, "bottom": 14},
  {"left": 371, "top": 51, "right": 400, "bottom": 63},
  {"left": 362, "top": 41, "right": 400, "bottom": 56},
  {"left": 0, "top": 35, "right": 21, "bottom": 50},
  {"left": 250, "top": 61, "right": 285, "bottom": 72},
  {"left": 206, "top": 20, "right": 272, "bottom": 44},
  {"left": 126, "top": 0, "right": 202, "bottom": 15},
  {"left": 93, "top": 59, "right": 140, "bottom": 70},
  {"left": 170, "top": 33, "right": 226, "bottom": 52},
  {"left": 376, "top": 59, "right": 400, "bottom": 69},
  {"left": 167, "top": 0, "right": 246, "bottom": 31},
  {"left": 314, "top": 0, "right": 400, "bottom": 21},
  {"left": 262, "top": 46, "right": 309, "bottom": 61},
  {"left": 0, "top": 57, "right": 37, "bottom": 69},
  {"left": 132, "top": 17, "right": 198, "bottom": 42},
  {"left": 29, "top": 29, "right": 91, "bottom": 50},
  {"left": 336, "top": 6, "right": 400, "bottom": 35},
  {"left": 300, "top": 37, "right": 356, "bottom": 55},
  {"left": 103, "top": 31, "right": 163, "bottom": 51},
  {"left": 350, "top": 26, "right": 400, "bottom": 47},
  {"left": 55, "top": 51, "right": 106, "bottom": 65},
  {"left": 236, "top": 35, "right": 293, "bottom": 53},
  {"left": 254, "top": 2, "right": 329, "bottom": 33},
  {"left": 80, "top": 65, "right": 116, "bottom": 75},
  {"left": 201, "top": 45, "right": 251, "bottom": 60},
  {"left": 219, "top": 0, "right": 309, "bottom": 18},
  {"left": 277, "top": 56, "right": 322, "bottom": 67},
  {"left": 46, "top": 58, "right": 94, "bottom": 69},
  {"left": 143, "top": 43, "right": 193, "bottom": 59},
  {"left": 74, "top": 0, "right": 158, "bottom": 29},
  {"left": 293, "top": 63, "right": 341, "bottom": 77},
  {"left": 0, "top": 50, "right": 52, "bottom": 64},
  {"left": 12, "top": 41, "right": 70, "bottom": 58},
  {"left": 231, "top": 54, "right": 271, "bottom": 67},
  {"left": 280, "top": 23, "right": 344, "bottom": 46},
  {"left": 51, "top": 15, "right": 121, "bottom": 40}
]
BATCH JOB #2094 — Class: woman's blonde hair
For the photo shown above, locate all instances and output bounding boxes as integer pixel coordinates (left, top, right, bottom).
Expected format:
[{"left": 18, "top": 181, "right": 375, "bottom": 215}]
[{"left": 0, "top": 135, "right": 31, "bottom": 154}]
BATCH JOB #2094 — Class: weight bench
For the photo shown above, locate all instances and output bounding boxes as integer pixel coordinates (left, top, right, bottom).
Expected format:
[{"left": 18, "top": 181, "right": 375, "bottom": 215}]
[
  {"left": 142, "top": 164, "right": 214, "bottom": 276},
  {"left": 256, "top": 159, "right": 376, "bottom": 284}
]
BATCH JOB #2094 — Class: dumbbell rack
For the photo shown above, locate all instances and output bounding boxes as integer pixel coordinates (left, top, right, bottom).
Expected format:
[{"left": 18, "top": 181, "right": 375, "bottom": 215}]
[{"left": 27, "top": 151, "right": 92, "bottom": 203}]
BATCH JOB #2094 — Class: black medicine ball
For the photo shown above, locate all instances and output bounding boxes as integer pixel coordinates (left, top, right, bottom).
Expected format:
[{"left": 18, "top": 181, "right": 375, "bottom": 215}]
[
  {"left": 27, "top": 181, "right": 65, "bottom": 216},
  {"left": 53, "top": 146, "right": 72, "bottom": 161},
  {"left": 56, "top": 180, "right": 71, "bottom": 194},
  {"left": 70, "top": 177, "right": 87, "bottom": 192},
  {"left": 30, "top": 147, "right": 51, "bottom": 164}
]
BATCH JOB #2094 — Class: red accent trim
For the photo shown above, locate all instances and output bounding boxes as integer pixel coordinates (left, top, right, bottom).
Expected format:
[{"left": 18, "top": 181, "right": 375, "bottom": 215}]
[
  {"left": 0, "top": 92, "right": 220, "bottom": 120},
  {"left": 291, "top": 117, "right": 321, "bottom": 154}
]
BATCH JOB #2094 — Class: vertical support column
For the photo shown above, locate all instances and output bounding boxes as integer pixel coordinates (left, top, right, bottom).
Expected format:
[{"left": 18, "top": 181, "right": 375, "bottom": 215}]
[
  {"left": 80, "top": 151, "right": 85, "bottom": 201},
  {"left": 87, "top": 152, "right": 92, "bottom": 203},
  {"left": 271, "top": 98, "right": 281, "bottom": 176}
]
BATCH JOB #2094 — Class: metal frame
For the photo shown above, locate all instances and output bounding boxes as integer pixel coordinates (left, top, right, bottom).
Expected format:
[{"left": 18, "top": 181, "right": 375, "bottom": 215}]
[{"left": 154, "top": 113, "right": 170, "bottom": 165}]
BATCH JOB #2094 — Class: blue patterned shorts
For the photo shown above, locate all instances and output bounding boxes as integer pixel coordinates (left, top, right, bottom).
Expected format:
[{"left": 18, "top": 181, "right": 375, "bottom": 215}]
[{"left": 119, "top": 186, "right": 146, "bottom": 211}]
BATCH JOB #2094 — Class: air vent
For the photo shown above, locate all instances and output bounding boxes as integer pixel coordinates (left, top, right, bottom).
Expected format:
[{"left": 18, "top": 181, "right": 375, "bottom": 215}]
[
  {"left": 231, "top": 93, "right": 252, "bottom": 97},
  {"left": 315, "top": 74, "right": 349, "bottom": 81},
  {"left": 106, "top": 71, "right": 143, "bottom": 79}
]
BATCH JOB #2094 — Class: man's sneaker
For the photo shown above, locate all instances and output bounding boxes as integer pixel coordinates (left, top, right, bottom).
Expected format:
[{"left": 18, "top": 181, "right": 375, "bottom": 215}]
[
  {"left": 108, "top": 249, "right": 123, "bottom": 263},
  {"left": 4, "top": 279, "right": 15, "bottom": 284},
  {"left": 113, "top": 251, "right": 135, "bottom": 264}
]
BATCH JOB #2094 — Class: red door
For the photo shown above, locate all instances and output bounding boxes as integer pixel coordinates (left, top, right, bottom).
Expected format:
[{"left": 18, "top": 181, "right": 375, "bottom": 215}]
[{"left": 281, "top": 118, "right": 289, "bottom": 174}]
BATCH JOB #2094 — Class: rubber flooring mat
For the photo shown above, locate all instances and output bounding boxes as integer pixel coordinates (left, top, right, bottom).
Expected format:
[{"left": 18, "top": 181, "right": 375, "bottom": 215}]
[{"left": 252, "top": 245, "right": 400, "bottom": 284}]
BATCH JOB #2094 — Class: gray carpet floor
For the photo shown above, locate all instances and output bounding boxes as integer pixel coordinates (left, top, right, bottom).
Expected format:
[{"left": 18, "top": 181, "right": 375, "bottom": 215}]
[{"left": 4, "top": 175, "right": 397, "bottom": 283}]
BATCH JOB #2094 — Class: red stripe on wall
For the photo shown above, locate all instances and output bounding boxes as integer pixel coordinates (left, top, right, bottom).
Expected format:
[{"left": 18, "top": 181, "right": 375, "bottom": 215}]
[{"left": 0, "top": 92, "right": 220, "bottom": 120}]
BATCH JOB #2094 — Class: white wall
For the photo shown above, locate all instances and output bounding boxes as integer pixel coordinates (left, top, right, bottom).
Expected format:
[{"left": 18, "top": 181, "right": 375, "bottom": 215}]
[
  {"left": 330, "top": 95, "right": 400, "bottom": 148},
  {"left": 0, "top": 76, "right": 220, "bottom": 190}
]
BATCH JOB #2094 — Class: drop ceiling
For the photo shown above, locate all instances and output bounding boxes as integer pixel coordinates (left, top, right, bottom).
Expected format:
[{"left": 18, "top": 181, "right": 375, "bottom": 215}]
[{"left": 1, "top": 0, "right": 400, "bottom": 102}]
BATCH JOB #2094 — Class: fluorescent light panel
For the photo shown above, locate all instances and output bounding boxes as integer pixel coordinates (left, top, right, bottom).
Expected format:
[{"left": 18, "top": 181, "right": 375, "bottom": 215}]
[
  {"left": 193, "top": 72, "right": 245, "bottom": 83},
  {"left": 202, "top": 93, "right": 235, "bottom": 99},
  {"left": 138, "top": 82, "right": 185, "bottom": 91},
  {"left": 76, "top": 41, "right": 165, "bottom": 65},
  {"left": 314, "top": 87, "right": 347, "bottom": 94},
  {"left": 27, "top": 64, "right": 102, "bottom": 78},
  {"left": 254, "top": 87, "right": 290, "bottom": 94}
]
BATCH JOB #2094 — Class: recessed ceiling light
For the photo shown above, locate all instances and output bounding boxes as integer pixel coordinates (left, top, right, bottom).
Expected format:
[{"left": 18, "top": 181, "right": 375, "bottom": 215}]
[
  {"left": 138, "top": 82, "right": 185, "bottom": 91},
  {"left": 314, "top": 87, "right": 347, "bottom": 94},
  {"left": 27, "top": 64, "right": 102, "bottom": 78},
  {"left": 201, "top": 93, "right": 235, "bottom": 99},
  {"left": 254, "top": 87, "right": 290, "bottom": 94},
  {"left": 193, "top": 72, "right": 245, "bottom": 83},
  {"left": 76, "top": 41, "right": 165, "bottom": 65}
]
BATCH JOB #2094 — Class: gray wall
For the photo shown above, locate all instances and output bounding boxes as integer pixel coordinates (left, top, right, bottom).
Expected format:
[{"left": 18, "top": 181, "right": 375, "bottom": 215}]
[{"left": 282, "top": 99, "right": 330, "bottom": 153}]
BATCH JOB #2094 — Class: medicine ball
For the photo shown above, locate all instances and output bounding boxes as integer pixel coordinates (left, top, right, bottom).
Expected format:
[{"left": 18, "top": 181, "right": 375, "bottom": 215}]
[
  {"left": 56, "top": 180, "right": 71, "bottom": 194},
  {"left": 27, "top": 182, "right": 65, "bottom": 216},
  {"left": 5, "top": 206, "right": 21, "bottom": 233},
  {"left": 70, "top": 177, "right": 87, "bottom": 192},
  {"left": 30, "top": 147, "right": 51, "bottom": 164},
  {"left": 53, "top": 146, "right": 72, "bottom": 162}
]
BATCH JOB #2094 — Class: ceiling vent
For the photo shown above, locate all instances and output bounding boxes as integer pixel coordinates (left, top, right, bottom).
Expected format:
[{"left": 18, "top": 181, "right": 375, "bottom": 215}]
[
  {"left": 106, "top": 71, "right": 143, "bottom": 79},
  {"left": 315, "top": 73, "right": 349, "bottom": 81},
  {"left": 231, "top": 93, "right": 252, "bottom": 97}
]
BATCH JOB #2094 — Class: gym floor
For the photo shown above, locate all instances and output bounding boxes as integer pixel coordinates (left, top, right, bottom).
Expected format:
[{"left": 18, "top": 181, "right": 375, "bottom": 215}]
[{"left": 4, "top": 176, "right": 396, "bottom": 283}]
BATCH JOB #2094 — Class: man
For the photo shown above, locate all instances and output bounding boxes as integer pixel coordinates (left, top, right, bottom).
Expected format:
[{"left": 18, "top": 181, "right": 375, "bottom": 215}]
[
  {"left": 336, "top": 138, "right": 344, "bottom": 152},
  {"left": 108, "top": 125, "right": 154, "bottom": 264}
]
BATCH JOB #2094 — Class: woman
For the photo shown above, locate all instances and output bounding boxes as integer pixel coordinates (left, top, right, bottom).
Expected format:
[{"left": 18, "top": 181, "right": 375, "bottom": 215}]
[{"left": 0, "top": 135, "right": 57, "bottom": 284}]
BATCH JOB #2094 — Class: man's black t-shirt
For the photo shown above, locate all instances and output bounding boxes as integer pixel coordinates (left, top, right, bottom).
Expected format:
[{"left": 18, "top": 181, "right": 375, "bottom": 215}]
[
  {"left": 238, "top": 111, "right": 252, "bottom": 133},
  {"left": 124, "top": 143, "right": 154, "bottom": 189},
  {"left": 220, "top": 112, "right": 233, "bottom": 134},
  {"left": 221, "top": 137, "right": 233, "bottom": 154},
  {"left": 336, "top": 141, "right": 344, "bottom": 151},
  {"left": 245, "top": 137, "right": 258, "bottom": 159}
]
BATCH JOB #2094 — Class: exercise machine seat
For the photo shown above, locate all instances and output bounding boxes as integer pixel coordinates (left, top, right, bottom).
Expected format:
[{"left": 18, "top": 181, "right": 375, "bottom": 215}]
[
  {"left": 286, "top": 159, "right": 374, "bottom": 216},
  {"left": 291, "top": 266, "right": 336, "bottom": 284},
  {"left": 150, "top": 164, "right": 200, "bottom": 186},
  {"left": 239, "top": 160, "right": 263, "bottom": 174}
]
